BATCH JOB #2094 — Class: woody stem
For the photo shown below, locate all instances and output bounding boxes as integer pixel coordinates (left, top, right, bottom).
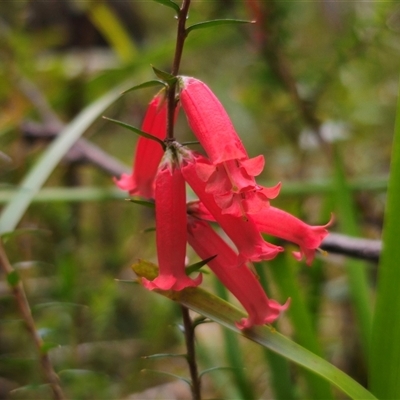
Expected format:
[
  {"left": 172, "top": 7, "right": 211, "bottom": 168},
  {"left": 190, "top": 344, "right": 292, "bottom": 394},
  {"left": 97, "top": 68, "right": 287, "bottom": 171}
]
[{"left": 166, "top": 0, "right": 191, "bottom": 140}]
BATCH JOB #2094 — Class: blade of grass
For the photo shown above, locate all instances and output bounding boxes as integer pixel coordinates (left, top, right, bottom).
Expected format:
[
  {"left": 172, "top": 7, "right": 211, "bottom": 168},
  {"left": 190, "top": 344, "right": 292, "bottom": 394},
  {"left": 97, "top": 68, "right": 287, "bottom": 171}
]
[
  {"left": 268, "top": 255, "right": 333, "bottom": 400},
  {"left": 0, "top": 85, "right": 124, "bottom": 234},
  {"left": 256, "top": 264, "right": 296, "bottom": 400},
  {"left": 214, "top": 280, "right": 256, "bottom": 400},
  {"left": 132, "top": 260, "right": 377, "bottom": 400},
  {"left": 333, "top": 145, "right": 372, "bottom": 359},
  {"left": 369, "top": 78, "right": 400, "bottom": 399}
]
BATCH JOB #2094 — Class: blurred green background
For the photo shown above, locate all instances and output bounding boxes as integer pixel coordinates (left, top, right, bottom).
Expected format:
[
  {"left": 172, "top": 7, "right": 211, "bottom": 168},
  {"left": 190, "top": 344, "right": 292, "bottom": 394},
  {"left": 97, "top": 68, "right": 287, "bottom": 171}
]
[{"left": 1, "top": 1, "right": 399, "bottom": 399}]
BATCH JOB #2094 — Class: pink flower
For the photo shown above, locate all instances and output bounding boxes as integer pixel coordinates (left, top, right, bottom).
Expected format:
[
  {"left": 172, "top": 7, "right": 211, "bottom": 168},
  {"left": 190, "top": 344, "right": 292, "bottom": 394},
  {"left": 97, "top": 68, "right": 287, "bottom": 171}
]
[
  {"left": 114, "top": 92, "right": 167, "bottom": 198},
  {"left": 182, "top": 152, "right": 283, "bottom": 264},
  {"left": 254, "top": 207, "right": 334, "bottom": 265},
  {"left": 142, "top": 148, "right": 202, "bottom": 291},
  {"left": 187, "top": 216, "right": 289, "bottom": 329},
  {"left": 179, "top": 76, "right": 280, "bottom": 217}
]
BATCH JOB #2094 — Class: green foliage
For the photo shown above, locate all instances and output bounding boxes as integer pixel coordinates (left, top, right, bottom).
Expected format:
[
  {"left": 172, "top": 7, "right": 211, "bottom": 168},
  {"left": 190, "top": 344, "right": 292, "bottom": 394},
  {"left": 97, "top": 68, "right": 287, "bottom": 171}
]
[
  {"left": 0, "top": 2, "right": 399, "bottom": 398},
  {"left": 132, "top": 260, "right": 377, "bottom": 400},
  {"left": 369, "top": 77, "right": 400, "bottom": 399},
  {"left": 103, "top": 116, "right": 166, "bottom": 149}
]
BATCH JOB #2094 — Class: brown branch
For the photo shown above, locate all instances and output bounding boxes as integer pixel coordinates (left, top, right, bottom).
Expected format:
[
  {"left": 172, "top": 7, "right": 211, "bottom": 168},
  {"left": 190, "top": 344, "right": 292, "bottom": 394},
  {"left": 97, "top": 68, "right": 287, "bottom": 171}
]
[
  {"left": 321, "top": 233, "right": 381, "bottom": 263},
  {"left": 0, "top": 240, "right": 65, "bottom": 399}
]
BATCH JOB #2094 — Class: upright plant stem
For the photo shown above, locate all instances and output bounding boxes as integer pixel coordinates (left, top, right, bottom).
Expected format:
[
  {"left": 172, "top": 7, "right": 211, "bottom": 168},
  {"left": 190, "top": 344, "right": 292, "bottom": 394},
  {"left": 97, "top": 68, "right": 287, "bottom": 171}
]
[
  {"left": 166, "top": 3, "right": 201, "bottom": 398},
  {"left": 166, "top": 0, "right": 190, "bottom": 140},
  {"left": 181, "top": 305, "right": 201, "bottom": 400},
  {"left": 0, "top": 240, "right": 65, "bottom": 400}
]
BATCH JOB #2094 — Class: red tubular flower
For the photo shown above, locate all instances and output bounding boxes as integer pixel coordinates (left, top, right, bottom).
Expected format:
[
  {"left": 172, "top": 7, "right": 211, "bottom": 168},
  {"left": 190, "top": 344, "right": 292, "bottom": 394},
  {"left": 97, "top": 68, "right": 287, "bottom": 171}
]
[
  {"left": 182, "top": 152, "right": 283, "bottom": 264},
  {"left": 187, "top": 216, "right": 289, "bottom": 329},
  {"left": 254, "top": 207, "right": 333, "bottom": 265},
  {"left": 179, "top": 76, "right": 280, "bottom": 217},
  {"left": 142, "top": 149, "right": 202, "bottom": 291},
  {"left": 114, "top": 92, "right": 167, "bottom": 198}
]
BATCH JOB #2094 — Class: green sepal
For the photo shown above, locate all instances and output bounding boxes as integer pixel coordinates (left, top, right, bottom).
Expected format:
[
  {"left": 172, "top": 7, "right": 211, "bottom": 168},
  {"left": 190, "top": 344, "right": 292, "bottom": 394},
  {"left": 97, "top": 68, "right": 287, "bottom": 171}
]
[
  {"left": 142, "top": 353, "right": 187, "bottom": 360},
  {"left": 7, "top": 270, "right": 20, "bottom": 287},
  {"left": 151, "top": 66, "right": 177, "bottom": 85},
  {"left": 152, "top": 0, "right": 180, "bottom": 14},
  {"left": 122, "top": 80, "right": 167, "bottom": 95},
  {"left": 186, "top": 19, "right": 255, "bottom": 35},
  {"left": 103, "top": 117, "right": 166, "bottom": 150},
  {"left": 185, "top": 255, "right": 217, "bottom": 276},
  {"left": 125, "top": 198, "right": 155, "bottom": 208}
]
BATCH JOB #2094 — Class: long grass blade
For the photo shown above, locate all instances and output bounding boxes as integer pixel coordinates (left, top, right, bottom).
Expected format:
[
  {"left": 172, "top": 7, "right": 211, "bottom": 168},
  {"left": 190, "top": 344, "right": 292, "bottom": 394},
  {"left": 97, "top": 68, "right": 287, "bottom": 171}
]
[
  {"left": 132, "top": 260, "right": 377, "bottom": 400},
  {"left": 369, "top": 78, "right": 400, "bottom": 399},
  {"left": 0, "top": 86, "right": 123, "bottom": 234}
]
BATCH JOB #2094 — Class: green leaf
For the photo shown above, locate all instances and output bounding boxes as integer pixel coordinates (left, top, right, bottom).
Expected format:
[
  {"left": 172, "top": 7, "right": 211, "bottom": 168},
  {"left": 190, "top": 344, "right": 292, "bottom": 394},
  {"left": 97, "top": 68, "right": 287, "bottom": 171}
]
[
  {"left": 122, "top": 80, "right": 167, "bottom": 95},
  {"left": 181, "top": 141, "right": 200, "bottom": 146},
  {"left": 369, "top": 78, "right": 400, "bottom": 399},
  {"left": 199, "top": 366, "right": 236, "bottom": 378},
  {"left": 186, "top": 19, "right": 254, "bottom": 35},
  {"left": 103, "top": 116, "right": 166, "bottom": 149},
  {"left": 185, "top": 255, "right": 217, "bottom": 275},
  {"left": 7, "top": 270, "right": 20, "bottom": 287},
  {"left": 268, "top": 255, "right": 333, "bottom": 399},
  {"left": 142, "top": 353, "right": 186, "bottom": 360},
  {"left": 333, "top": 145, "right": 372, "bottom": 358},
  {"left": 0, "top": 84, "right": 124, "bottom": 235},
  {"left": 142, "top": 369, "right": 191, "bottom": 385},
  {"left": 152, "top": 0, "right": 180, "bottom": 14},
  {"left": 151, "top": 65, "right": 177, "bottom": 84},
  {"left": 33, "top": 302, "right": 87, "bottom": 311},
  {"left": 125, "top": 198, "right": 155, "bottom": 208},
  {"left": 132, "top": 260, "right": 377, "bottom": 400}
]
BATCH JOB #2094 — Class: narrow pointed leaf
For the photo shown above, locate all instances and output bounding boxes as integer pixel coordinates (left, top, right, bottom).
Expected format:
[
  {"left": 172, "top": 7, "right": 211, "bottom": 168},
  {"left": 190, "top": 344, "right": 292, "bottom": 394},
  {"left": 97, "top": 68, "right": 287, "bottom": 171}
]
[
  {"left": 181, "top": 141, "right": 200, "bottom": 146},
  {"left": 199, "top": 366, "right": 237, "bottom": 378},
  {"left": 122, "top": 80, "right": 167, "bottom": 95},
  {"left": 369, "top": 78, "right": 400, "bottom": 399},
  {"left": 142, "top": 369, "right": 191, "bottom": 385},
  {"left": 186, "top": 19, "right": 254, "bottom": 35},
  {"left": 185, "top": 255, "right": 217, "bottom": 275},
  {"left": 102, "top": 116, "right": 166, "bottom": 149},
  {"left": 125, "top": 198, "right": 155, "bottom": 208},
  {"left": 151, "top": 65, "right": 177, "bottom": 84},
  {"left": 132, "top": 260, "right": 377, "bottom": 400},
  {"left": 152, "top": 0, "right": 180, "bottom": 14},
  {"left": 142, "top": 353, "right": 186, "bottom": 360}
]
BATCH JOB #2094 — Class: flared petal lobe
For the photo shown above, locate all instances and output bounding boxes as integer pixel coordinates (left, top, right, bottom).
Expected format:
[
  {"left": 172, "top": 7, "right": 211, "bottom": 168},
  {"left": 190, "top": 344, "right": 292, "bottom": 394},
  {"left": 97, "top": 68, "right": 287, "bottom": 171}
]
[
  {"left": 142, "top": 152, "right": 202, "bottom": 291},
  {"left": 182, "top": 152, "right": 283, "bottom": 264},
  {"left": 179, "top": 77, "right": 280, "bottom": 216},
  {"left": 254, "top": 207, "right": 333, "bottom": 265},
  {"left": 187, "top": 216, "right": 289, "bottom": 329},
  {"left": 114, "top": 93, "right": 167, "bottom": 198}
]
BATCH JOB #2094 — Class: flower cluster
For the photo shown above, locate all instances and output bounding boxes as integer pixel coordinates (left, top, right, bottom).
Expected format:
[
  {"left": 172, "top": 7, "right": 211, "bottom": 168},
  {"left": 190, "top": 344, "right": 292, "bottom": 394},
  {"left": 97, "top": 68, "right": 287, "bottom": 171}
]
[{"left": 116, "top": 78, "right": 332, "bottom": 329}]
